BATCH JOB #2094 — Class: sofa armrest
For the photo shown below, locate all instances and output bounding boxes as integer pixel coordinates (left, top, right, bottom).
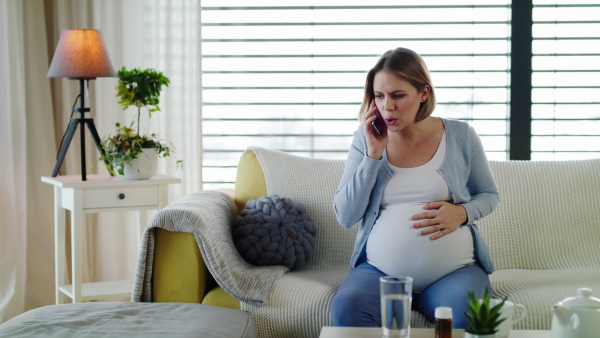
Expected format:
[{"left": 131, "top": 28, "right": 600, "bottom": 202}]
[
  {"left": 133, "top": 190, "right": 288, "bottom": 305},
  {"left": 153, "top": 228, "right": 208, "bottom": 303},
  {"left": 153, "top": 228, "right": 243, "bottom": 308}
]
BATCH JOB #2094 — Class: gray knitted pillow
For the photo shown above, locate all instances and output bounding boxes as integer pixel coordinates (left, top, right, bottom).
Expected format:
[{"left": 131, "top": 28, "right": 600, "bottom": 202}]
[{"left": 232, "top": 195, "right": 317, "bottom": 270}]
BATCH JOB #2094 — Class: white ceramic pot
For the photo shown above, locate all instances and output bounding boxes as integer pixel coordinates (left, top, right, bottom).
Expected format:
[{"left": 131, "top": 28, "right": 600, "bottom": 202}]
[
  {"left": 464, "top": 332, "right": 496, "bottom": 338},
  {"left": 122, "top": 148, "right": 158, "bottom": 180}
]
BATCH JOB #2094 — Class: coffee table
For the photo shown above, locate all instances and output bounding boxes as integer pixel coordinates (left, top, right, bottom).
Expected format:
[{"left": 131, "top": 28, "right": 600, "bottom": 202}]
[{"left": 319, "top": 327, "right": 551, "bottom": 337}]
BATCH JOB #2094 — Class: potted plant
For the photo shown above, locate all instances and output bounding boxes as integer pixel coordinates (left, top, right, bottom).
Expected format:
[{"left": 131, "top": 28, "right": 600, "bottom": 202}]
[
  {"left": 464, "top": 288, "right": 507, "bottom": 338},
  {"left": 100, "top": 66, "right": 181, "bottom": 179}
]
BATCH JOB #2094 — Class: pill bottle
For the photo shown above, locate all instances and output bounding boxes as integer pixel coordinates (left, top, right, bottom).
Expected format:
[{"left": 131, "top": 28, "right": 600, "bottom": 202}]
[{"left": 435, "top": 306, "right": 453, "bottom": 338}]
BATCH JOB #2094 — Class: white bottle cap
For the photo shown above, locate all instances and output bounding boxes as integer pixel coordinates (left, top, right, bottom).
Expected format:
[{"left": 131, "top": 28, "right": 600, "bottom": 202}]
[{"left": 435, "top": 306, "right": 453, "bottom": 319}]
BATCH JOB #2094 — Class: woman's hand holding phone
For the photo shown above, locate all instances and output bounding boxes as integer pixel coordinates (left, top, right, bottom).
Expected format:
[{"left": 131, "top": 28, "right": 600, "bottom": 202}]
[
  {"left": 364, "top": 101, "right": 387, "bottom": 160},
  {"left": 371, "top": 109, "right": 384, "bottom": 136}
]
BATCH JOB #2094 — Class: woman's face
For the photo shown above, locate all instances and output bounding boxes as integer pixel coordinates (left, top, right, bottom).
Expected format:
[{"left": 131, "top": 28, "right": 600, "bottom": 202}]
[{"left": 373, "top": 71, "right": 428, "bottom": 132}]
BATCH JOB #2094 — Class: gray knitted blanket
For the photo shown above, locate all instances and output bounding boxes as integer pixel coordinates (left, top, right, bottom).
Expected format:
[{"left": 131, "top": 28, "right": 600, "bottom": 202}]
[{"left": 131, "top": 190, "right": 288, "bottom": 305}]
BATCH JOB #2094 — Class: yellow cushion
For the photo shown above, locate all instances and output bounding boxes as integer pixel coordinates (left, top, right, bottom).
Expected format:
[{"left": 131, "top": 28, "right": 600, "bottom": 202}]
[
  {"left": 202, "top": 287, "right": 241, "bottom": 309},
  {"left": 153, "top": 228, "right": 206, "bottom": 303},
  {"left": 234, "top": 149, "right": 268, "bottom": 212}
]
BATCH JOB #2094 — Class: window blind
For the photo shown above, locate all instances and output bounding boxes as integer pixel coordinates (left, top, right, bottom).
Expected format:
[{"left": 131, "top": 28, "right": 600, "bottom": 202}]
[
  {"left": 201, "top": 1, "right": 511, "bottom": 189},
  {"left": 531, "top": 1, "right": 600, "bottom": 160}
]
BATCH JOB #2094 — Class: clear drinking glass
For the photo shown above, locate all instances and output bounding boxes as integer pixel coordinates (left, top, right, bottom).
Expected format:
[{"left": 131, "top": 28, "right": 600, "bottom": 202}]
[{"left": 380, "top": 276, "right": 413, "bottom": 338}]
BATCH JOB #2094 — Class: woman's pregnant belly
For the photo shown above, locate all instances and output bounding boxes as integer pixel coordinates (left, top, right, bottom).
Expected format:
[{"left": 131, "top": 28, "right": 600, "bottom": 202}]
[{"left": 366, "top": 202, "right": 475, "bottom": 292}]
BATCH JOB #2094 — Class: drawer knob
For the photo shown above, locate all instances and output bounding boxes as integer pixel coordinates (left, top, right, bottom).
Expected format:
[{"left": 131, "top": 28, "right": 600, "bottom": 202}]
[{"left": 118, "top": 193, "right": 125, "bottom": 200}]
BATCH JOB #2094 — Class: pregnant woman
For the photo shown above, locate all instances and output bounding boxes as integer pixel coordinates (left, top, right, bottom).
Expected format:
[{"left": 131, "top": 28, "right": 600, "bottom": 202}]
[{"left": 331, "top": 47, "right": 499, "bottom": 328}]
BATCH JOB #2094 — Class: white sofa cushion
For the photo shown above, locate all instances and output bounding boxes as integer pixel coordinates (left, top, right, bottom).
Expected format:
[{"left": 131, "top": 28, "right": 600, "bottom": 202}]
[
  {"left": 480, "top": 159, "right": 600, "bottom": 270},
  {"left": 251, "top": 146, "right": 356, "bottom": 268}
]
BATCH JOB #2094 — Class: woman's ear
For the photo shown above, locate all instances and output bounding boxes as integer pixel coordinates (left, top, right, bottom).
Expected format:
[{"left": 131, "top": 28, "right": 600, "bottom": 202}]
[{"left": 421, "top": 84, "right": 431, "bottom": 102}]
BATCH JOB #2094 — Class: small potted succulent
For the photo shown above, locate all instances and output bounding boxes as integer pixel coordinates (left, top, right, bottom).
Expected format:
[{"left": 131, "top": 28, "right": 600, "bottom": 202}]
[
  {"left": 464, "top": 288, "right": 507, "bottom": 338},
  {"left": 100, "top": 67, "right": 181, "bottom": 179}
]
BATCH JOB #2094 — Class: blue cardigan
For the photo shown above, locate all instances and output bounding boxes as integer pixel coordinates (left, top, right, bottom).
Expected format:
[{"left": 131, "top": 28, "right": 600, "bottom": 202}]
[{"left": 333, "top": 118, "right": 499, "bottom": 274}]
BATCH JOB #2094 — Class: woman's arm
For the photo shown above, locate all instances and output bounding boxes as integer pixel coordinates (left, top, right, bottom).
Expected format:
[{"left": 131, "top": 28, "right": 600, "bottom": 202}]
[
  {"left": 333, "top": 128, "right": 383, "bottom": 228},
  {"left": 461, "top": 125, "right": 500, "bottom": 225}
]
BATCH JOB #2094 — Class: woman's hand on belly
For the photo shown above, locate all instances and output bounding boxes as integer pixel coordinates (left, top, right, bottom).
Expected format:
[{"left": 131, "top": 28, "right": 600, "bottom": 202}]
[{"left": 411, "top": 201, "right": 467, "bottom": 240}]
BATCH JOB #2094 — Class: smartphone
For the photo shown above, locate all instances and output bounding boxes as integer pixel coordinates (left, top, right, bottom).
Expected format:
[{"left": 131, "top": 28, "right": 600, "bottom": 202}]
[{"left": 371, "top": 109, "right": 384, "bottom": 136}]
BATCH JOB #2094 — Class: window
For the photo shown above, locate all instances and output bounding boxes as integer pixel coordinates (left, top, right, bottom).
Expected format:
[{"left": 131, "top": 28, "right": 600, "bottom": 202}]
[
  {"left": 531, "top": 1, "right": 600, "bottom": 160},
  {"left": 201, "top": 1, "right": 512, "bottom": 189}
]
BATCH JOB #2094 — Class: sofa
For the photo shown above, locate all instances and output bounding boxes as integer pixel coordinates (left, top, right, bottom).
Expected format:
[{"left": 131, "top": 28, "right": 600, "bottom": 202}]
[{"left": 133, "top": 146, "right": 600, "bottom": 338}]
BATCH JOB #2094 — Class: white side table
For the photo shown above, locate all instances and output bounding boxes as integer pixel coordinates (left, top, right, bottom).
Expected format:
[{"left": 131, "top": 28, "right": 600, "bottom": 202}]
[{"left": 41, "top": 174, "right": 181, "bottom": 304}]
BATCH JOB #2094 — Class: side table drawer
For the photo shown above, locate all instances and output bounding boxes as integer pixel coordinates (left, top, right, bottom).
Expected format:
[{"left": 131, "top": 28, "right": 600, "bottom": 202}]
[{"left": 82, "top": 186, "right": 159, "bottom": 209}]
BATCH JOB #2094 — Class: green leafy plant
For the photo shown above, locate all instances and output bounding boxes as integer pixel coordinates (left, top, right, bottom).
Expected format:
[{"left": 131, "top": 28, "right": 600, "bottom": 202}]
[
  {"left": 464, "top": 288, "right": 507, "bottom": 335},
  {"left": 114, "top": 66, "right": 170, "bottom": 132},
  {"left": 100, "top": 67, "right": 181, "bottom": 175},
  {"left": 99, "top": 122, "right": 179, "bottom": 176}
]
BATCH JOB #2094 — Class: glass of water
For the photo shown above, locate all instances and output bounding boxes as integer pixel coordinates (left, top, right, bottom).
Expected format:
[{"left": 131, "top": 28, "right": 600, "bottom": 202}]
[{"left": 380, "top": 276, "right": 413, "bottom": 338}]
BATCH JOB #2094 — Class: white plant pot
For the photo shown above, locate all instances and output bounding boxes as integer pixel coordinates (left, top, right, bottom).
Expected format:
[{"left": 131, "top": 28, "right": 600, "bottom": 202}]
[{"left": 122, "top": 148, "right": 158, "bottom": 180}]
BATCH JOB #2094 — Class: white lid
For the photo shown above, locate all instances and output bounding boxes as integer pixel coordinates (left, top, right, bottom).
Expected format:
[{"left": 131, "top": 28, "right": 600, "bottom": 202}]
[
  {"left": 559, "top": 288, "right": 600, "bottom": 308},
  {"left": 435, "top": 306, "right": 453, "bottom": 319}
]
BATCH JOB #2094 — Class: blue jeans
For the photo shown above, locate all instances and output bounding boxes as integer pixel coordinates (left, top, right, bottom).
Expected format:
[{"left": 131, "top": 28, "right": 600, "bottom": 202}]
[{"left": 330, "top": 262, "right": 491, "bottom": 328}]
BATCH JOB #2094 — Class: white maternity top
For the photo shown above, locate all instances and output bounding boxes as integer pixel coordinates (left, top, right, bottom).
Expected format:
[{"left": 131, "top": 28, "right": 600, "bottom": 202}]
[{"left": 366, "top": 131, "right": 475, "bottom": 292}]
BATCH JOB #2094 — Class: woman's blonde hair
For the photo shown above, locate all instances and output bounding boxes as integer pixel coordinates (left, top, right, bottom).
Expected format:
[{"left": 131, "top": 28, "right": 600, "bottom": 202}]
[{"left": 359, "top": 47, "right": 436, "bottom": 122}]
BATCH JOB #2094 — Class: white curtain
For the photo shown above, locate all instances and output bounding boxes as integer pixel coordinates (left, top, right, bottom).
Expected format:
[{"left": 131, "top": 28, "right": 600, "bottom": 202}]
[
  {"left": 0, "top": 0, "right": 58, "bottom": 321},
  {"left": 0, "top": 0, "right": 202, "bottom": 321},
  {"left": 0, "top": 0, "right": 28, "bottom": 322}
]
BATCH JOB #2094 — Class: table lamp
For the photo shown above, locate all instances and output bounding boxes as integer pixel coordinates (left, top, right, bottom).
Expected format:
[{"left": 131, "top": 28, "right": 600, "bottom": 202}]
[{"left": 48, "top": 29, "right": 116, "bottom": 181}]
